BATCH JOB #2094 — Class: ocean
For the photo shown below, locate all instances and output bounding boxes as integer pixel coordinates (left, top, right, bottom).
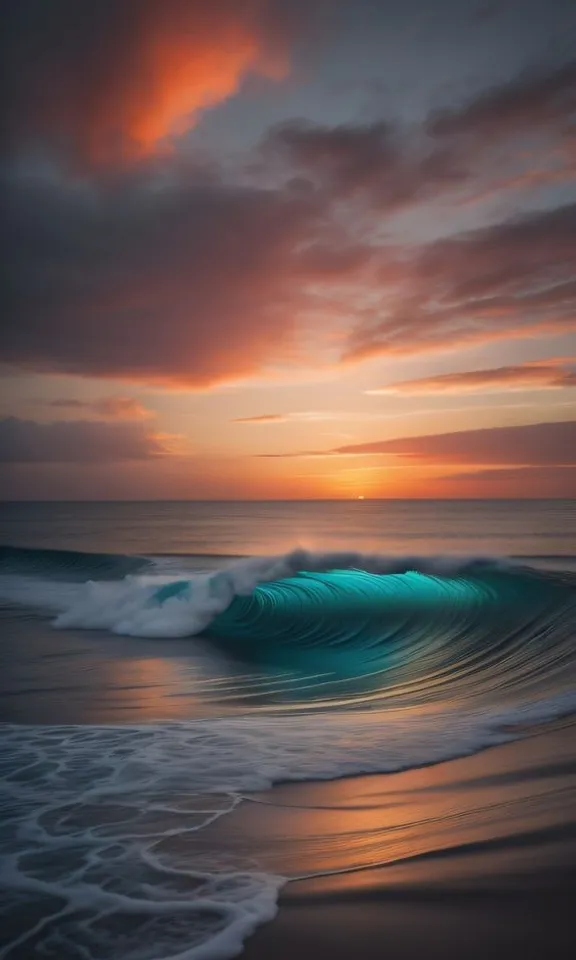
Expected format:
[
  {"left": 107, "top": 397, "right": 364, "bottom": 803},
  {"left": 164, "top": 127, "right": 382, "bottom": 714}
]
[{"left": 0, "top": 500, "right": 575, "bottom": 959}]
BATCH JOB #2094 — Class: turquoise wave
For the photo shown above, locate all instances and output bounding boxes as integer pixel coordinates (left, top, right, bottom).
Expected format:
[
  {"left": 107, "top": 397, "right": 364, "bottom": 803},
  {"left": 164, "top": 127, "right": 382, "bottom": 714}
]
[{"left": 151, "top": 566, "right": 575, "bottom": 691}]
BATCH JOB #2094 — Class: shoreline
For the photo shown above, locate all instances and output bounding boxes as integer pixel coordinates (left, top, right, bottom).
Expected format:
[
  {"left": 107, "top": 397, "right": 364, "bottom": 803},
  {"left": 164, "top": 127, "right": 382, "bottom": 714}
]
[{"left": 233, "top": 718, "right": 576, "bottom": 959}]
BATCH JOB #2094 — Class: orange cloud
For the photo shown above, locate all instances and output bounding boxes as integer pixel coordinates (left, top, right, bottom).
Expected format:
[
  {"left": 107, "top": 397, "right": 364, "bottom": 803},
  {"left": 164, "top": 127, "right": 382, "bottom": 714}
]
[
  {"left": 233, "top": 413, "right": 288, "bottom": 423},
  {"left": 4, "top": 0, "right": 295, "bottom": 164},
  {"left": 232, "top": 411, "right": 344, "bottom": 423},
  {"left": 368, "top": 359, "right": 576, "bottom": 395}
]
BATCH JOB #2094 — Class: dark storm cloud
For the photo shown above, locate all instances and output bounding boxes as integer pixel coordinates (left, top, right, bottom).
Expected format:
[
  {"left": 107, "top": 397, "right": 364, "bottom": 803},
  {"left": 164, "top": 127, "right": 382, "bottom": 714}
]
[{"left": 0, "top": 417, "right": 166, "bottom": 462}]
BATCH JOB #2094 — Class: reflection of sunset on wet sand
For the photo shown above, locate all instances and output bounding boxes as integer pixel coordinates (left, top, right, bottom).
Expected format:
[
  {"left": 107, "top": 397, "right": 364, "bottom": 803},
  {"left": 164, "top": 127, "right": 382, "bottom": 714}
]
[{"left": 239, "top": 723, "right": 576, "bottom": 958}]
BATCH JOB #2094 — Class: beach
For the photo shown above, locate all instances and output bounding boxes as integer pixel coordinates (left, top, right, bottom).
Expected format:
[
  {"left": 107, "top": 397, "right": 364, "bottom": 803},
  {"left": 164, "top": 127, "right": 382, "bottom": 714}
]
[{"left": 241, "top": 720, "right": 576, "bottom": 959}]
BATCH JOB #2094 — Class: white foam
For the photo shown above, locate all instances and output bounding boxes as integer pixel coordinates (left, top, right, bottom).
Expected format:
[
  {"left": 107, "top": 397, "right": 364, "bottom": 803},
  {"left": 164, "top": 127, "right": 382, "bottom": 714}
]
[{"left": 2, "top": 689, "right": 576, "bottom": 958}]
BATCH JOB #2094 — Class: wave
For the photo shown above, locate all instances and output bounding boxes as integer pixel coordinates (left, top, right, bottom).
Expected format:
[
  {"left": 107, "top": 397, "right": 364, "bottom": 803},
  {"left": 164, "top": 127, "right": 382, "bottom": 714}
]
[
  {"left": 0, "top": 544, "right": 150, "bottom": 580},
  {"left": 0, "top": 545, "right": 574, "bottom": 710},
  {"left": 47, "top": 549, "right": 514, "bottom": 636}
]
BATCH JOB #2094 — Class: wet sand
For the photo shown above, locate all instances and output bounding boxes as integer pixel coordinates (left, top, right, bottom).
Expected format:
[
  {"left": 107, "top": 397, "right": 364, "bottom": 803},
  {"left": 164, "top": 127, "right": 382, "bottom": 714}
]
[{"left": 236, "top": 720, "right": 576, "bottom": 959}]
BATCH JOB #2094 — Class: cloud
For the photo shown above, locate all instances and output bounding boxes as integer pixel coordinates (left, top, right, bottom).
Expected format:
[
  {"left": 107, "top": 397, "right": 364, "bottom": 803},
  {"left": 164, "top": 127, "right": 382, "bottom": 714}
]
[
  {"left": 1, "top": 0, "right": 300, "bottom": 165},
  {"left": 428, "top": 59, "right": 576, "bottom": 144},
  {"left": 233, "top": 413, "right": 288, "bottom": 423},
  {"left": 3, "top": 46, "right": 576, "bottom": 392},
  {"left": 440, "top": 465, "right": 576, "bottom": 483},
  {"left": 3, "top": 169, "right": 575, "bottom": 386},
  {"left": 345, "top": 203, "right": 576, "bottom": 362},
  {"left": 369, "top": 359, "right": 576, "bottom": 395},
  {"left": 5, "top": 162, "right": 574, "bottom": 388},
  {"left": 48, "top": 396, "right": 153, "bottom": 419},
  {"left": 334, "top": 420, "right": 576, "bottom": 465},
  {"left": 435, "top": 465, "right": 576, "bottom": 498},
  {"left": 232, "top": 410, "right": 343, "bottom": 423},
  {"left": 262, "top": 420, "right": 576, "bottom": 466},
  {"left": 2, "top": 166, "right": 330, "bottom": 387},
  {"left": 264, "top": 119, "right": 467, "bottom": 208},
  {"left": 424, "top": 59, "right": 576, "bottom": 204},
  {"left": 0, "top": 417, "right": 168, "bottom": 462},
  {"left": 264, "top": 60, "right": 576, "bottom": 213}
]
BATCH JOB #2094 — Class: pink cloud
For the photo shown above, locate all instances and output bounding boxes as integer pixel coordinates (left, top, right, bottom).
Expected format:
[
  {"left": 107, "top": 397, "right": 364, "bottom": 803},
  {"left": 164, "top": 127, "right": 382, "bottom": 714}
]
[
  {"left": 435, "top": 465, "right": 576, "bottom": 498},
  {"left": 334, "top": 420, "right": 576, "bottom": 465},
  {"left": 261, "top": 420, "right": 576, "bottom": 468},
  {"left": 233, "top": 413, "right": 288, "bottom": 423},
  {"left": 369, "top": 359, "right": 576, "bottom": 395},
  {"left": 345, "top": 204, "right": 576, "bottom": 362}
]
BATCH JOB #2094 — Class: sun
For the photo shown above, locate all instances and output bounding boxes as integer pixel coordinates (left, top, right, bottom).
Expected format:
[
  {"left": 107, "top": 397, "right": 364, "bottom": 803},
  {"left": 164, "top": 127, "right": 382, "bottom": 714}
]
[{"left": 357, "top": 495, "right": 365, "bottom": 500}]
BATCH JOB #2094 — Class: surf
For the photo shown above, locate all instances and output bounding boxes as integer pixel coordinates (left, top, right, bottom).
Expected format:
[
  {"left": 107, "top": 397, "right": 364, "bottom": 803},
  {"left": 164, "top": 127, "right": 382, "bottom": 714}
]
[{"left": 1, "top": 545, "right": 574, "bottom": 709}]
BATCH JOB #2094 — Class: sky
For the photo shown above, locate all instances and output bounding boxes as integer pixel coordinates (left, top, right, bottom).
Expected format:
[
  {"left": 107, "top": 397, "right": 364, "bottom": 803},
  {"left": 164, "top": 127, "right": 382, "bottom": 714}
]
[{"left": 0, "top": 0, "right": 575, "bottom": 500}]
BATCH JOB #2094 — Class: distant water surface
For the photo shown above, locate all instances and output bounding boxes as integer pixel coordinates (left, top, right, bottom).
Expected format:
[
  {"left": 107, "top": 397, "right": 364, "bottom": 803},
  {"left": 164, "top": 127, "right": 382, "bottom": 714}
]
[{"left": 1, "top": 499, "right": 575, "bottom": 559}]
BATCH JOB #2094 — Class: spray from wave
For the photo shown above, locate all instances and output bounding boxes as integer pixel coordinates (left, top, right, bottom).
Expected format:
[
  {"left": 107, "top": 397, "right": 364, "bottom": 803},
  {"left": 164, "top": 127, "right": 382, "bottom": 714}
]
[{"left": 42, "top": 547, "right": 514, "bottom": 637}]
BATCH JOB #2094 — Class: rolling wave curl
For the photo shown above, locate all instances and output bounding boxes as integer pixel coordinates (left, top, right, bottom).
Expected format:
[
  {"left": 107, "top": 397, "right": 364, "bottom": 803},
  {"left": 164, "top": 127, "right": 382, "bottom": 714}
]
[{"left": 1, "top": 544, "right": 574, "bottom": 709}]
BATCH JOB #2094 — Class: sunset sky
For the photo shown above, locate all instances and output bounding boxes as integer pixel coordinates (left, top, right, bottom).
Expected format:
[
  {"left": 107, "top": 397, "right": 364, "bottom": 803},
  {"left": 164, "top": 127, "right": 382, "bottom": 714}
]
[{"left": 1, "top": 0, "right": 575, "bottom": 499}]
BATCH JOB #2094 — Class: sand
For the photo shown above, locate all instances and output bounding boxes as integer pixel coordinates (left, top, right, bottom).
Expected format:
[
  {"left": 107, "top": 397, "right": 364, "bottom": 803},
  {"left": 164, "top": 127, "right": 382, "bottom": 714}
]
[{"left": 232, "top": 719, "right": 576, "bottom": 959}]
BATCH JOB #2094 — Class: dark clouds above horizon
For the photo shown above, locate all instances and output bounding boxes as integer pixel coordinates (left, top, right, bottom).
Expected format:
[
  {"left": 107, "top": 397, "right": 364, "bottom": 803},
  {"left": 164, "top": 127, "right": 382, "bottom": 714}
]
[
  {"left": 1, "top": 0, "right": 575, "bottom": 498},
  {"left": 0, "top": 417, "right": 167, "bottom": 463}
]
